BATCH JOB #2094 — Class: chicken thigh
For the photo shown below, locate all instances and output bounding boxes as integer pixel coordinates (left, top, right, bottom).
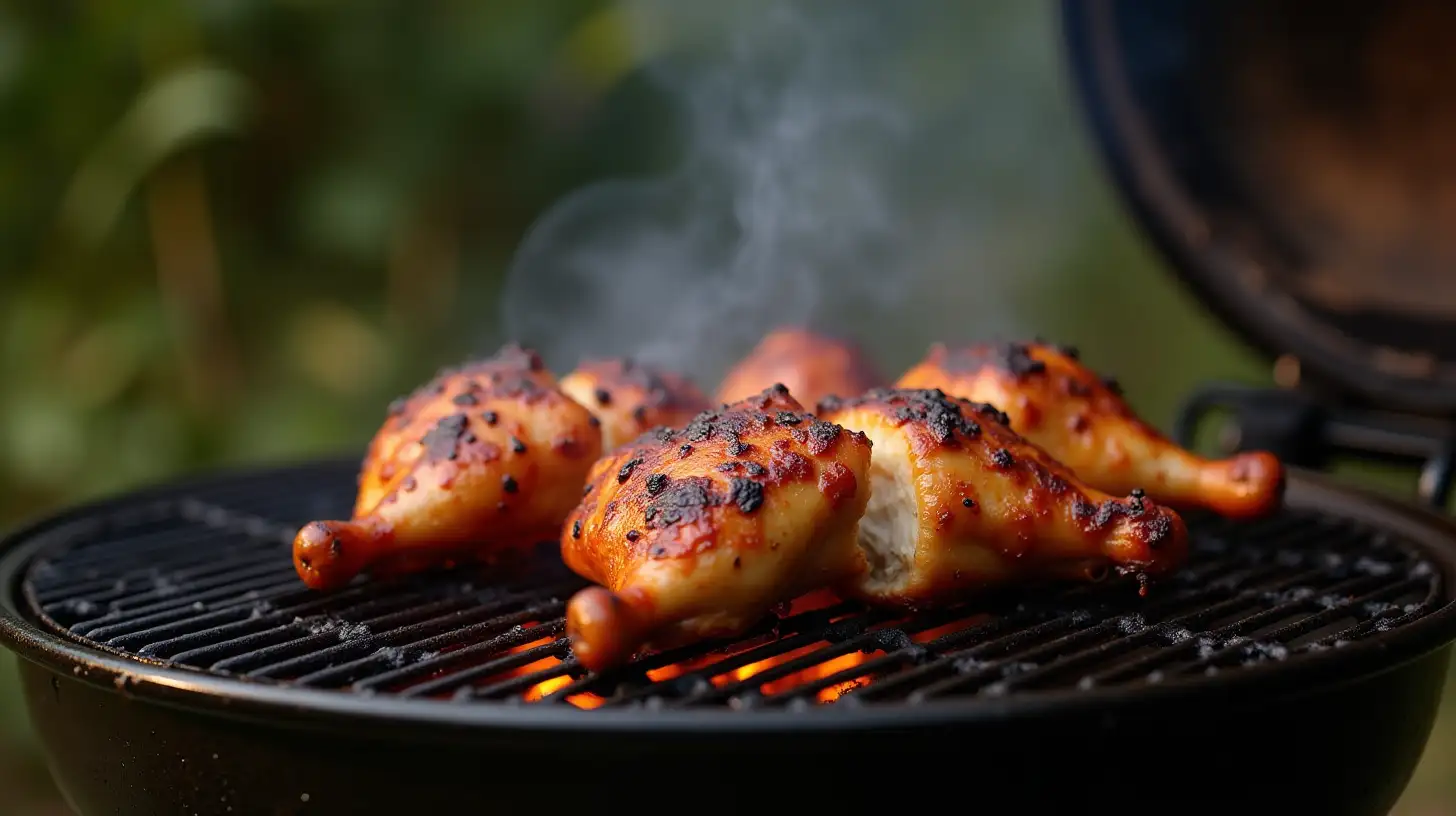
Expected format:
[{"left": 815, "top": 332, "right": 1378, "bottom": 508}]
[
  {"left": 561, "top": 385, "right": 872, "bottom": 671},
  {"left": 897, "top": 342, "right": 1284, "bottom": 519},
  {"left": 818, "top": 388, "right": 1189, "bottom": 609},
  {"left": 292, "top": 344, "right": 604, "bottom": 591},
  {"left": 715, "top": 327, "right": 883, "bottom": 409},
  {"left": 560, "top": 357, "right": 713, "bottom": 451}
]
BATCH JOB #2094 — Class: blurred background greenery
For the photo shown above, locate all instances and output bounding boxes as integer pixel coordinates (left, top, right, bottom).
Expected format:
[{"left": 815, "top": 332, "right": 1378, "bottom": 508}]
[{"left": 0, "top": 2, "right": 1449, "bottom": 813}]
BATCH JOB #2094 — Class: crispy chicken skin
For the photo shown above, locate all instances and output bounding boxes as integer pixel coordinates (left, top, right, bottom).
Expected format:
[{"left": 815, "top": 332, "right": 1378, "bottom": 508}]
[
  {"left": 560, "top": 358, "right": 713, "bottom": 451},
  {"left": 896, "top": 342, "right": 1285, "bottom": 520},
  {"left": 817, "top": 388, "right": 1189, "bottom": 608},
  {"left": 715, "top": 327, "right": 883, "bottom": 408},
  {"left": 561, "top": 385, "right": 872, "bottom": 671},
  {"left": 292, "top": 345, "right": 604, "bottom": 591}
]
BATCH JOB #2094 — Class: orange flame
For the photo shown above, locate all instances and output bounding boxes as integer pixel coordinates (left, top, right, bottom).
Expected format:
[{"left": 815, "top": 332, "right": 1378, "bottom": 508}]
[
  {"left": 501, "top": 629, "right": 606, "bottom": 709},
  {"left": 509, "top": 592, "right": 896, "bottom": 706}
]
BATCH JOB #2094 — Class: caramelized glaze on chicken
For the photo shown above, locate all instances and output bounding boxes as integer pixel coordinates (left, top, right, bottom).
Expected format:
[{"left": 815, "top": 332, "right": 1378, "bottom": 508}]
[
  {"left": 817, "top": 388, "right": 1189, "bottom": 608},
  {"left": 896, "top": 342, "right": 1284, "bottom": 519},
  {"left": 560, "top": 358, "right": 713, "bottom": 451},
  {"left": 292, "top": 345, "right": 604, "bottom": 591},
  {"left": 715, "top": 327, "right": 883, "bottom": 408},
  {"left": 561, "top": 385, "right": 872, "bottom": 671}
]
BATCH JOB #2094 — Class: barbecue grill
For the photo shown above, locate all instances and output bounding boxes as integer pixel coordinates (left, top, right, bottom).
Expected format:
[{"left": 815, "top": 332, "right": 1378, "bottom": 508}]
[{"left": 7, "top": 1, "right": 1456, "bottom": 813}]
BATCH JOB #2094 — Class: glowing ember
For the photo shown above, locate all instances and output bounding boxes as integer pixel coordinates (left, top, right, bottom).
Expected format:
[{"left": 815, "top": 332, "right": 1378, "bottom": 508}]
[
  {"left": 511, "top": 593, "right": 914, "bottom": 706},
  {"left": 912, "top": 614, "right": 990, "bottom": 644},
  {"left": 715, "top": 644, "right": 879, "bottom": 700}
]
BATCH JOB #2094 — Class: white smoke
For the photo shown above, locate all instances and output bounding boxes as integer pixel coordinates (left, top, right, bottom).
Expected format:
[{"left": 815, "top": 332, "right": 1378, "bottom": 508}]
[{"left": 500, "top": 0, "right": 1074, "bottom": 383}]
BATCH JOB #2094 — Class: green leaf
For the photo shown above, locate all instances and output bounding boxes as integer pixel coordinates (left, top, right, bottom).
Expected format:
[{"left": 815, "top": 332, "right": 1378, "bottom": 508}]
[{"left": 57, "top": 62, "right": 254, "bottom": 247}]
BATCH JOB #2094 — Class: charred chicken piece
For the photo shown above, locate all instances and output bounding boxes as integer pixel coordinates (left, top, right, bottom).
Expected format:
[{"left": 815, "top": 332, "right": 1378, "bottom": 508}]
[
  {"left": 896, "top": 342, "right": 1285, "bottom": 519},
  {"left": 715, "top": 327, "right": 883, "bottom": 409},
  {"left": 817, "top": 388, "right": 1189, "bottom": 608},
  {"left": 560, "top": 358, "right": 714, "bottom": 451},
  {"left": 561, "top": 385, "right": 872, "bottom": 671},
  {"left": 292, "top": 344, "right": 604, "bottom": 591}
]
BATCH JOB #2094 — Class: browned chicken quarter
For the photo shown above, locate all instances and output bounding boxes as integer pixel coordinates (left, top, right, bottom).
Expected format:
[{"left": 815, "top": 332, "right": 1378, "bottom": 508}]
[
  {"left": 818, "top": 388, "right": 1189, "bottom": 608},
  {"left": 292, "top": 344, "right": 604, "bottom": 591},
  {"left": 560, "top": 357, "right": 714, "bottom": 451},
  {"left": 715, "top": 326, "right": 884, "bottom": 409},
  {"left": 560, "top": 385, "right": 872, "bottom": 672},
  {"left": 897, "top": 341, "right": 1285, "bottom": 519}
]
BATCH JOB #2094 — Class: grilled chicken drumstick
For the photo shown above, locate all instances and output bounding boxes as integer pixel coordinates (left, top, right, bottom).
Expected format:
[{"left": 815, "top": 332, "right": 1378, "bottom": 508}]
[
  {"left": 561, "top": 385, "right": 872, "bottom": 671},
  {"left": 560, "top": 358, "right": 713, "bottom": 451},
  {"left": 715, "top": 327, "right": 883, "bottom": 409},
  {"left": 817, "top": 388, "right": 1189, "bottom": 608},
  {"left": 293, "top": 345, "right": 604, "bottom": 591},
  {"left": 896, "top": 342, "right": 1284, "bottom": 519}
]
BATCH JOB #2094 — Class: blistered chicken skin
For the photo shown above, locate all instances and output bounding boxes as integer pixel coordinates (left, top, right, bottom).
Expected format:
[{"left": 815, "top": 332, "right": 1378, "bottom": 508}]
[
  {"left": 560, "top": 358, "right": 713, "bottom": 451},
  {"left": 818, "top": 388, "right": 1189, "bottom": 608},
  {"left": 897, "top": 342, "right": 1284, "bottom": 519},
  {"left": 715, "top": 327, "right": 884, "bottom": 409},
  {"left": 561, "top": 385, "right": 872, "bottom": 671},
  {"left": 292, "top": 344, "right": 604, "bottom": 591}
]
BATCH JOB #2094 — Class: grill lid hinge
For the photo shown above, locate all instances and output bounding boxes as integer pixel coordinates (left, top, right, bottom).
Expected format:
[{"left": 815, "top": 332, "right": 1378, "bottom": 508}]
[{"left": 1175, "top": 382, "right": 1456, "bottom": 510}]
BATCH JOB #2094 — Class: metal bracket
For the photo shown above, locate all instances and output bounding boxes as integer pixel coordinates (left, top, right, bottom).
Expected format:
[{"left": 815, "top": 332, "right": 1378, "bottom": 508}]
[{"left": 1175, "top": 382, "right": 1456, "bottom": 510}]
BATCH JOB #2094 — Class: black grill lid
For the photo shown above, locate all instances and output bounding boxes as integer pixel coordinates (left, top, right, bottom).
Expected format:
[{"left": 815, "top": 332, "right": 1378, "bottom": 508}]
[{"left": 1062, "top": 0, "right": 1456, "bottom": 416}]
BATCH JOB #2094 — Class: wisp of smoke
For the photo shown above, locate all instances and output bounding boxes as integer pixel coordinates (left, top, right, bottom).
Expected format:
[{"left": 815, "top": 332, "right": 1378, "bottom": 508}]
[{"left": 500, "top": 0, "right": 1066, "bottom": 383}]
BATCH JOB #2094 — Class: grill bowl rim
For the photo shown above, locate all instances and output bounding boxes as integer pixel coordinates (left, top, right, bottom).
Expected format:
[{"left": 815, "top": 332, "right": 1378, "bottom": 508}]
[{"left": 3, "top": 459, "right": 1456, "bottom": 737}]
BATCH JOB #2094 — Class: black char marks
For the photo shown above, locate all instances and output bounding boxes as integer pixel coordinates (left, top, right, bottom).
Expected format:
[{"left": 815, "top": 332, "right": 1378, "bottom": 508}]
[
  {"left": 775, "top": 411, "right": 803, "bottom": 426},
  {"left": 644, "top": 477, "right": 722, "bottom": 529},
  {"left": 421, "top": 414, "right": 469, "bottom": 461},
  {"left": 974, "top": 402, "right": 1011, "bottom": 426},
  {"left": 862, "top": 388, "right": 982, "bottom": 445},
  {"left": 684, "top": 412, "right": 719, "bottom": 443},
  {"left": 728, "top": 478, "right": 765, "bottom": 514},
  {"left": 617, "top": 457, "right": 644, "bottom": 483},
  {"left": 937, "top": 342, "right": 1044, "bottom": 378},
  {"left": 1000, "top": 342, "right": 1047, "bottom": 377},
  {"left": 1091, "top": 497, "right": 1142, "bottom": 529},
  {"left": 805, "top": 421, "right": 841, "bottom": 455}
]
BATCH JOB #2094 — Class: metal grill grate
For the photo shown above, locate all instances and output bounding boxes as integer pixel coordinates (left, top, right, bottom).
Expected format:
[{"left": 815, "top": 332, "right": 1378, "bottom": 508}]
[{"left": 16, "top": 463, "right": 1445, "bottom": 710}]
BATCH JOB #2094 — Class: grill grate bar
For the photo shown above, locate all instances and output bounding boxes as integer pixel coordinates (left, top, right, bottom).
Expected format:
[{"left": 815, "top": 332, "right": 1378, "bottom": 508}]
[
  {"left": 979, "top": 562, "right": 1371, "bottom": 694},
  {"left": 16, "top": 463, "right": 1448, "bottom": 710},
  {"left": 394, "top": 625, "right": 569, "bottom": 699},
  {"left": 224, "top": 586, "right": 568, "bottom": 677},
  {"left": 588, "top": 604, "right": 870, "bottom": 708},
  {"left": 1081, "top": 569, "right": 1407, "bottom": 687},
  {"left": 50, "top": 559, "right": 294, "bottom": 622},
  {"left": 116, "top": 585, "right": 313, "bottom": 654},
  {"left": 32, "top": 535, "right": 279, "bottom": 602},
  {"left": 159, "top": 583, "right": 437, "bottom": 664},
  {"left": 839, "top": 554, "right": 1345, "bottom": 704},
  {"left": 71, "top": 574, "right": 304, "bottom": 640},
  {"left": 462, "top": 647, "right": 582, "bottom": 701},
  {"left": 1169, "top": 576, "right": 1432, "bottom": 678},
  {"left": 30, "top": 522, "right": 243, "bottom": 585},
  {"left": 354, "top": 622, "right": 560, "bottom": 693},
  {"left": 294, "top": 597, "right": 571, "bottom": 687},
  {"left": 910, "top": 567, "right": 1388, "bottom": 700}
]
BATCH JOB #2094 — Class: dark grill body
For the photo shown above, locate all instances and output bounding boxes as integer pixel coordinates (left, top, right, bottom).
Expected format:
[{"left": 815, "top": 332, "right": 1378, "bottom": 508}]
[{"left": 5, "top": 460, "right": 1456, "bottom": 816}]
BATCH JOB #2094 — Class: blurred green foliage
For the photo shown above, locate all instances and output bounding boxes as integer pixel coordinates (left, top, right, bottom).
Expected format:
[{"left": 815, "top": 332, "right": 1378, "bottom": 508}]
[{"left": 0, "top": 2, "right": 1447, "bottom": 814}]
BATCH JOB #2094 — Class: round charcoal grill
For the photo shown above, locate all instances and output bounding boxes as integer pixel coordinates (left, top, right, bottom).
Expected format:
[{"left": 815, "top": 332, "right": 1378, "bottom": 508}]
[
  {"left": 3, "top": 461, "right": 1456, "bottom": 815},
  {"left": 12, "top": 1, "right": 1456, "bottom": 814}
]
